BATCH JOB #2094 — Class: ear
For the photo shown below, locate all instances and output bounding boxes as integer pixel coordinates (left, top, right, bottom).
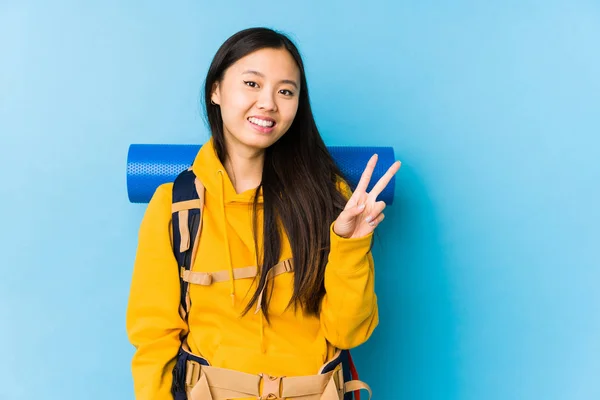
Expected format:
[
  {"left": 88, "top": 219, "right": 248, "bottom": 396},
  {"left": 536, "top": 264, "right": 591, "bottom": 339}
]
[{"left": 211, "top": 81, "right": 221, "bottom": 105}]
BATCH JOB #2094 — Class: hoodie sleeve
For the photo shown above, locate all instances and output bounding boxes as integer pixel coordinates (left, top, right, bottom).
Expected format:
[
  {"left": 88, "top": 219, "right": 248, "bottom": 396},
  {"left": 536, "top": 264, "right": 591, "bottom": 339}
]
[
  {"left": 319, "top": 180, "right": 379, "bottom": 349},
  {"left": 126, "top": 183, "right": 188, "bottom": 400}
]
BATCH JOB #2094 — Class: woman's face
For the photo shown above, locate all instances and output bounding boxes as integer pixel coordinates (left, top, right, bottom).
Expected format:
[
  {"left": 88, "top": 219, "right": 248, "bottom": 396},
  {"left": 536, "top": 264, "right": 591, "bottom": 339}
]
[{"left": 211, "top": 47, "right": 301, "bottom": 156}]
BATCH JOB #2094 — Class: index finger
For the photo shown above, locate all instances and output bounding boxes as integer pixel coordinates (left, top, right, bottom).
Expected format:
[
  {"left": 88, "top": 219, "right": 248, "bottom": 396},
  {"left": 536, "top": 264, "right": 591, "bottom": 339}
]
[
  {"left": 368, "top": 161, "right": 401, "bottom": 200},
  {"left": 354, "top": 154, "right": 378, "bottom": 194}
]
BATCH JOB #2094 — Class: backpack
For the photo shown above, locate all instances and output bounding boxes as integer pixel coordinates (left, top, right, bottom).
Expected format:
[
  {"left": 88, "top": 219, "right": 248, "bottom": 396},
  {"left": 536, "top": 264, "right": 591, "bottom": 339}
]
[{"left": 170, "top": 167, "right": 367, "bottom": 400}]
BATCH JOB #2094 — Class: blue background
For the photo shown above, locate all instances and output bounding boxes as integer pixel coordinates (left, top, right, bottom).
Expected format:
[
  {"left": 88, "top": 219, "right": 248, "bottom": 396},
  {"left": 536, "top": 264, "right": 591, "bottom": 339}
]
[{"left": 1, "top": 1, "right": 598, "bottom": 399}]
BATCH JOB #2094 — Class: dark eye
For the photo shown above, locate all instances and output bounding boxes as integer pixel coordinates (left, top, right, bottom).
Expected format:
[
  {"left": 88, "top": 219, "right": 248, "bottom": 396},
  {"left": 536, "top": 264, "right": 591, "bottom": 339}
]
[
  {"left": 244, "top": 81, "right": 258, "bottom": 88},
  {"left": 279, "top": 89, "right": 294, "bottom": 96}
]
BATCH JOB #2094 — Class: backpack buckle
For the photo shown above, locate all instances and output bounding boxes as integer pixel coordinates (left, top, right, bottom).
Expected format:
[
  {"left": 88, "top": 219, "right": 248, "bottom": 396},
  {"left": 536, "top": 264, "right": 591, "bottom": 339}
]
[
  {"left": 260, "top": 374, "right": 282, "bottom": 399},
  {"left": 282, "top": 259, "right": 293, "bottom": 273}
]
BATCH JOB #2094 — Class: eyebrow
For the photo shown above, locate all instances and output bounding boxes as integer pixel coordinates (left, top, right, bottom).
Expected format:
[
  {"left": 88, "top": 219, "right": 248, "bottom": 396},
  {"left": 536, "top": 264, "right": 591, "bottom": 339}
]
[{"left": 242, "top": 70, "right": 299, "bottom": 89}]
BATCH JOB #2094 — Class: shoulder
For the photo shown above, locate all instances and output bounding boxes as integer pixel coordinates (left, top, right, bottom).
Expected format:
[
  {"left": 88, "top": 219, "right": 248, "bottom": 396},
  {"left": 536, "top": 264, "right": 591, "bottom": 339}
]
[
  {"left": 149, "top": 182, "right": 174, "bottom": 205},
  {"left": 137, "top": 182, "right": 175, "bottom": 238},
  {"left": 144, "top": 182, "right": 175, "bottom": 220}
]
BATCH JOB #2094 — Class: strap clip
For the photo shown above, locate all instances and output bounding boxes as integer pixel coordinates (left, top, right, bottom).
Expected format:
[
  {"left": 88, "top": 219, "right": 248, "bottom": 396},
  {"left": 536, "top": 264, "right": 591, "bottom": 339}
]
[{"left": 260, "top": 373, "right": 282, "bottom": 399}]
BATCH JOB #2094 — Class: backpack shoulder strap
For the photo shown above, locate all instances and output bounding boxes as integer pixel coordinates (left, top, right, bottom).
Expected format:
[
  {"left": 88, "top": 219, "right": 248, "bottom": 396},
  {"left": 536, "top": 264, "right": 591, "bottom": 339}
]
[{"left": 171, "top": 167, "right": 205, "bottom": 321}]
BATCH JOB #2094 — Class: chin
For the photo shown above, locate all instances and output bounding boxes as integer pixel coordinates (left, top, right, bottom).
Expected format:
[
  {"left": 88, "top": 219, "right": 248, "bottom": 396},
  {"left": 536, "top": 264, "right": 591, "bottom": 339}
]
[
  {"left": 250, "top": 140, "right": 277, "bottom": 151},
  {"left": 242, "top": 133, "right": 281, "bottom": 149}
]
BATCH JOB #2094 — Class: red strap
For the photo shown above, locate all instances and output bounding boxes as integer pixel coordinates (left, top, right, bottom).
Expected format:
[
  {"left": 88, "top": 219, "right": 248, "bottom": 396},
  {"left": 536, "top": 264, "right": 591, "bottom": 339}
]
[{"left": 347, "top": 352, "right": 360, "bottom": 400}]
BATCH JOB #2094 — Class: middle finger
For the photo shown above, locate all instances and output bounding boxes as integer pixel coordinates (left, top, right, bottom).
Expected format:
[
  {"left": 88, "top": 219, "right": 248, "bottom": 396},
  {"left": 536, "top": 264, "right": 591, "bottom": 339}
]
[{"left": 368, "top": 161, "right": 401, "bottom": 200}]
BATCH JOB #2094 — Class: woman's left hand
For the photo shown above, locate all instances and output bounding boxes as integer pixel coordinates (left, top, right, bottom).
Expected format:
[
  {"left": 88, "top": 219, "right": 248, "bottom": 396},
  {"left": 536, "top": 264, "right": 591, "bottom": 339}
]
[{"left": 333, "top": 154, "right": 401, "bottom": 239}]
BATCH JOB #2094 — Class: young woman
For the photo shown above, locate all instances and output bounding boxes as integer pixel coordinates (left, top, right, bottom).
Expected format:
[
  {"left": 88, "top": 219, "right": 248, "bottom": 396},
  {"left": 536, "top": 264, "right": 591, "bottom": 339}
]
[{"left": 126, "top": 27, "right": 400, "bottom": 400}]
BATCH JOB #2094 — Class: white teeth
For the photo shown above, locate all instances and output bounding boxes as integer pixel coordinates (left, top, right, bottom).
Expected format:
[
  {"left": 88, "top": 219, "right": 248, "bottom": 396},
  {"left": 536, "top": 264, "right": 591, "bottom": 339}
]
[{"left": 249, "top": 117, "right": 274, "bottom": 127}]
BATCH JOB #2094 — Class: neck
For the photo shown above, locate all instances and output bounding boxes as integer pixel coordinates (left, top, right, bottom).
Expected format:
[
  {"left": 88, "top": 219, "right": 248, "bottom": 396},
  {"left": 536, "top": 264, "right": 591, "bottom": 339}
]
[{"left": 223, "top": 143, "right": 265, "bottom": 194}]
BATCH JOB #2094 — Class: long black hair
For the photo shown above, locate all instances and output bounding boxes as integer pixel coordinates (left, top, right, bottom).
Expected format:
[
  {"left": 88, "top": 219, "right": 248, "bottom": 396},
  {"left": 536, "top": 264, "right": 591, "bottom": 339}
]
[{"left": 203, "top": 27, "right": 348, "bottom": 319}]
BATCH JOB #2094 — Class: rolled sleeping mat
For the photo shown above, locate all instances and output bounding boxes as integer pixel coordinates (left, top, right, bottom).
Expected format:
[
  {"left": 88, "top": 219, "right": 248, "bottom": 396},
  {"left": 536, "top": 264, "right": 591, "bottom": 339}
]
[{"left": 127, "top": 144, "right": 396, "bottom": 204}]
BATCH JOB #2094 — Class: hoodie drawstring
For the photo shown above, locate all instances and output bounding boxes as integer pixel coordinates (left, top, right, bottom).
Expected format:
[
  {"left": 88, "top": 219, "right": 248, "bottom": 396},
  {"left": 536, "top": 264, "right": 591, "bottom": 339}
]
[
  {"left": 217, "top": 170, "right": 236, "bottom": 306},
  {"left": 217, "top": 169, "right": 267, "bottom": 352}
]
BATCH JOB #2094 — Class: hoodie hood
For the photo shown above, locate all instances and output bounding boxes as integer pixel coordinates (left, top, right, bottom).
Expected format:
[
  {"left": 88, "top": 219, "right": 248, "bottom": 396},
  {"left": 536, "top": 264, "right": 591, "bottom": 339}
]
[{"left": 191, "top": 137, "right": 263, "bottom": 205}]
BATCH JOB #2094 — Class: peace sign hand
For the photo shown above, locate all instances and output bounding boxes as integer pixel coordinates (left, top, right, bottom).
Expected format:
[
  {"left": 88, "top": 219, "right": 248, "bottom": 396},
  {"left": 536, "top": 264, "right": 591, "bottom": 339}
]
[{"left": 333, "top": 155, "right": 401, "bottom": 239}]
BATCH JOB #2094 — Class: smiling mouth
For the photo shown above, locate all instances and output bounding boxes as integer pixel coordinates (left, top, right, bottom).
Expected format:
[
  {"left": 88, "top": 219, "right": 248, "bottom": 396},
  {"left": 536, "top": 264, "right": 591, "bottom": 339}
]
[{"left": 248, "top": 117, "right": 276, "bottom": 128}]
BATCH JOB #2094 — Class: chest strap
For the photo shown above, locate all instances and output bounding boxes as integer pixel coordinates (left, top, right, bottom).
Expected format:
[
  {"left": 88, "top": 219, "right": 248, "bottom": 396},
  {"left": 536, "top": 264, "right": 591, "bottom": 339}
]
[{"left": 181, "top": 258, "right": 294, "bottom": 286}]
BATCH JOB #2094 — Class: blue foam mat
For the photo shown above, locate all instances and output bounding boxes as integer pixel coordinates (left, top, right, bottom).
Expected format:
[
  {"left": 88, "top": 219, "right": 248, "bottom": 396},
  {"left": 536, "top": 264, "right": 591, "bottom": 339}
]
[{"left": 127, "top": 144, "right": 396, "bottom": 204}]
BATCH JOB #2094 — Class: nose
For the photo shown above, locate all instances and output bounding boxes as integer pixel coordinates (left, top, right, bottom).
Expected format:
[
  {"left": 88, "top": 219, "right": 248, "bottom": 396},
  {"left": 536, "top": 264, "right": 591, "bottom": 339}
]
[{"left": 256, "top": 89, "right": 277, "bottom": 111}]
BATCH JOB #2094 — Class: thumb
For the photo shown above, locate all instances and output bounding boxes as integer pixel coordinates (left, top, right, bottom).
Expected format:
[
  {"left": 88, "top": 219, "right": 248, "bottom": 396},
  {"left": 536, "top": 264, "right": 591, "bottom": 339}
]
[{"left": 334, "top": 203, "right": 365, "bottom": 238}]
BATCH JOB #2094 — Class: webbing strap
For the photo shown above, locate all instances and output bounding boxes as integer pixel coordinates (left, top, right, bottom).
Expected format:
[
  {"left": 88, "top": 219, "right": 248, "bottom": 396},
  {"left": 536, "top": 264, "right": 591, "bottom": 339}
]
[
  {"left": 173, "top": 173, "right": 205, "bottom": 321},
  {"left": 185, "top": 360, "right": 344, "bottom": 400},
  {"left": 172, "top": 199, "right": 203, "bottom": 213},
  {"left": 184, "top": 179, "right": 204, "bottom": 316},
  {"left": 178, "top": 210, "right": 190, "bottom": 253},
  {"left": 254, "top": 258, "right": 294, "bottom": 314},
  {"left": 281, "top": 373, "right": 333, "bottom": 397},
  {"left": 344, "top": 381, "right": 372, "bottom": 400},
  {"left": 181, "top": 258, "right": 294, "bottom": 286},
  {"left": 187, "top": 371, "right": 212, "bottom": 400},
  {"left": 173, "top": 199, "right": 203, "bottom": 254}
]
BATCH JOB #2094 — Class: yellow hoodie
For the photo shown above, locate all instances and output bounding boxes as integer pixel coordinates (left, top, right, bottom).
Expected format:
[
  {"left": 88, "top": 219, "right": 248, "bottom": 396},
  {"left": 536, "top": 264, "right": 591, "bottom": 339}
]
[{"left": 126, "top": 138, "right": 378, "bottom": 399}]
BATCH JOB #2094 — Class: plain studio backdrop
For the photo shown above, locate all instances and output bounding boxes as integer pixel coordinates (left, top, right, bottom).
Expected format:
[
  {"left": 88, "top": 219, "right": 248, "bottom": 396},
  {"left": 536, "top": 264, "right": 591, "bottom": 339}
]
[{"left": 0, "top": 1, "right": 598, "bottom": 399}]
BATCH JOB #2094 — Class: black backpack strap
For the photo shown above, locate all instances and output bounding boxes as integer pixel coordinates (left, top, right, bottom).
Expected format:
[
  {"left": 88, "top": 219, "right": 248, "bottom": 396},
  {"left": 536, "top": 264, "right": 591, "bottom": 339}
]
[{"left": 171, "top": 167, "right": 204, "bottom": 321}]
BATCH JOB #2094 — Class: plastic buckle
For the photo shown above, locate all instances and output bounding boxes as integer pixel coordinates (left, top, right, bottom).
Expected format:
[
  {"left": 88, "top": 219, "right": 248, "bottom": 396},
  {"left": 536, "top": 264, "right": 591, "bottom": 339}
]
[
  {"left": 185, "top": 360, "right": 200, "bottom": 387},
  {"left": 260, "top": 373, "right": 282, "bottom": 399}
]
